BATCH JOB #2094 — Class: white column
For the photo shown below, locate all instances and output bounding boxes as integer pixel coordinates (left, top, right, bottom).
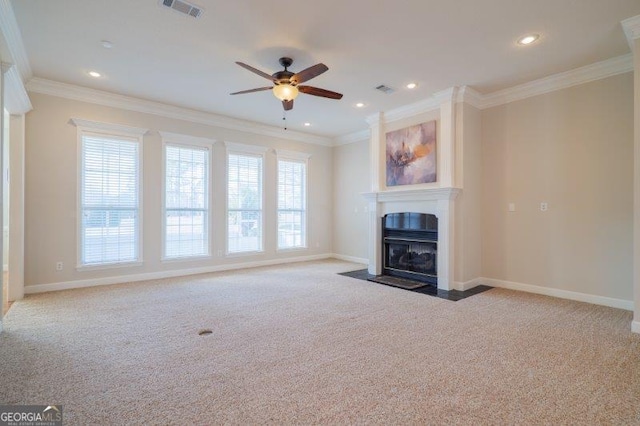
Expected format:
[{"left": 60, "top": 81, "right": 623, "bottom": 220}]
[
  {"left": 436, "top": 88, "right": 458, "bottom": 188},
  {"left": 365, "top": 112, "right": 384, "bottom": 192},
  {"left": 437, "top": 197, "right": 455, "bottom": 291},
  {"left": 363, "top": 192, "right": 381, "bottom": 275},
  {"left": 8, "top": 113, "right": 24, "bottom": 301}
]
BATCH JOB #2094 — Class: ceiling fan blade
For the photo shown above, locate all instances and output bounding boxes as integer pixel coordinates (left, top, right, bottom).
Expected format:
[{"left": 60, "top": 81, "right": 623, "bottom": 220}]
[
  {"left": 290, "top": 63, "right": 328, "bottom": 85},
  {"left": 235, "top": 62, "right": 275, "bottom": 81},
  {"left": 230, "top": 87, "right": 273, "bottom": 95},
  {"left": 282, "top": 100, "right": 294, "bottom": 111},
  {"left": 298, "top": 85, "right": 343, "bottom": 99}
]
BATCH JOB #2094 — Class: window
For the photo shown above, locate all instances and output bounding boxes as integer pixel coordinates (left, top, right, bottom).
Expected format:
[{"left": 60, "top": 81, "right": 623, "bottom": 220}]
[
  {"left": 227, "top": 144, "right": 265, "bottom": 253},
  {"left": 74, "top": 119, "right": 146, "bottom": 267},
  {"left": 277, "top": 154, "right": 308, "bottom": 249},
  {"left": 164, "top": 142, "right": 210, "bottom": 259}
]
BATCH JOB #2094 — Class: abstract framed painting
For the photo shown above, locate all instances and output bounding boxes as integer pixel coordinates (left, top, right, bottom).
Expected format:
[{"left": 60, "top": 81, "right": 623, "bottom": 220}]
[{"left": 385, "top": 120, "right": 437, "bottom": 186}]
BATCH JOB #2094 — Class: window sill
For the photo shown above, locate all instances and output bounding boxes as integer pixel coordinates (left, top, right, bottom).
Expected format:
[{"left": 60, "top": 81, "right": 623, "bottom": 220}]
[
  {"left": 226, "top": 250, "right": 264, "bottom": 258},
  {"left": 276, "top": 246, "right": 308, "bottom": 253},
  {"left": 77, "top": 261, "right": 143, "bottom": 272},
  {"left": 161, "top": 255, "right": 212, "bottom": 263}
]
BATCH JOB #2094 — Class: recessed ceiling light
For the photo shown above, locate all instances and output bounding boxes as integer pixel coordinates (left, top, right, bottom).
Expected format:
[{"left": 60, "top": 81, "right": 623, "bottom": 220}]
[
  {"left": 88, "top": 71, "right": 101, "bottom": 78},
  {"left": 355, "top": 102, "right": 365, "bottom": 108},
  {"left": 517, "top": 34, "right": 540, "bottom": 45},
  {"left": 101, "top": 40, "right": 114, "bottom": 49},
  {"left": 406, "top": 82, "right": 418, "bottom": 89},
  {"left": 303, "top": 122, "right": 311, "bottom": 127}
]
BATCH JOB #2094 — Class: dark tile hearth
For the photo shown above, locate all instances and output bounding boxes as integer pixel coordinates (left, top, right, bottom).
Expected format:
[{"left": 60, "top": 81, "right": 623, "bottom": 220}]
[{"left": 338, "top": 269, "right": 492, "bottom": 301}]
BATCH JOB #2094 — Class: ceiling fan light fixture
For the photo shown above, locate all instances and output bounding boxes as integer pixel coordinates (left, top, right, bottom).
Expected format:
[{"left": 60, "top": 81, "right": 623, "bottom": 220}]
[{"left": 273, "top": 83, "right": 299, "bottom": 101}]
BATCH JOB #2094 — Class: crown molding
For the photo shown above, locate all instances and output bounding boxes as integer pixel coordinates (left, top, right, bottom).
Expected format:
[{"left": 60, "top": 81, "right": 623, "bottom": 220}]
[
  {"left": 622, "top": 15, "right": 640, "bottom": 51},
  {"left": 456, "top": 86, "right": 483, "bottom": 109},
  {"left": 3, "top": 64, "right": 32, "bottom": 114},
  {"left": 479, "top": 54, "right": 633, "bottom": 109},
  {"left": 0, "top": 0, "right": 32, "bottom": 80},
  {"left": 383, "top": 92, "right": 443, "bottom": 123},
  {"left": 26, "top": 78, "right": 334, "bottom": 147},
  {"left": 333, "top": 129, "right": 370, "bottom": 146}
]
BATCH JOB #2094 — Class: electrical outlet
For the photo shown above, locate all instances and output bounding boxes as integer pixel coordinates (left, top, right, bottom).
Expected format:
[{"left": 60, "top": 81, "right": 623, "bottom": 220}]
[
  {"left": 540, "top": 202, "right": 548, "bottom": 212},
  {"left": 56, "top": 261, "right": 63, "bottom": 271}
]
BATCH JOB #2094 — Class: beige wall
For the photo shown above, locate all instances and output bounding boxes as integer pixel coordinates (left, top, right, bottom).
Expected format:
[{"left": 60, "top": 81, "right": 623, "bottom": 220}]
[
  {"left": 24, "top": 92, "right": 333, "bottom": 287},
  {"left": 482, "top": 73, "right": 634, "bottom": 300},
  {"left": 332, "top": 139, "right": 369, "bottom": 261}
]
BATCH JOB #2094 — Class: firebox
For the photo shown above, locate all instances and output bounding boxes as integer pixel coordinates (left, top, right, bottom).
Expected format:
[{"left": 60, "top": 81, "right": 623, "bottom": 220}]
[{"left": 382, "top": 212, "right": 438, "bottom": 285}]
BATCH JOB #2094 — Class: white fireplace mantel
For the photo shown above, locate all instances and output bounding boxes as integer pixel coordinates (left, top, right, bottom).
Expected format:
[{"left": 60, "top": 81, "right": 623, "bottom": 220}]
[
  {"left": 362, "top": 187, "right": 460, "bottom": 203},
  {"left": 363, "top": 187, "right": 460, "bottom": 291}
]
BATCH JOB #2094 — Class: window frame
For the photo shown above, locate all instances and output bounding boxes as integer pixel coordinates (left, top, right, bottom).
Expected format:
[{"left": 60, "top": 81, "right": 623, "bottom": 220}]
[
  {"left": 276, "top": 149, "right": 311, "bottom": 251},
  {"left": 72, "top": 118, "right": 148, "bottom": 270},
  {"left": 160, "top": 131, "right": 215, "bottom": 262},
  {"left": 225, "top": 142, "right": 268, "bottom": 256}
]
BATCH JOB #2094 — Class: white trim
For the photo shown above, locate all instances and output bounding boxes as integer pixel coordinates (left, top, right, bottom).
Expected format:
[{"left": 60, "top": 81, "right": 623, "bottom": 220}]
[
  {"left": 224, "top": 141, "right": 269, "bottom": 155},
  {"left": 632, "top": 321, "right": 640, "bottom": 334},
  {"left": 274, "top": 149, "right": 312, "bottom": 160},
  {"left": 0, "top": 0, "right": 32, "bottom": 80},
  {"left": 331, "top": 254, "right": 369, "bottom": 265},
  {"left": 3, "top": 65, "right": 31, "bottom": 114},
  {"left": 622, "top": 15, "right": 640, "bottom": 51},
  {"left": 381, "top": 88, "right": 450, "bottom": 124},
  {"left": 158, "top": 131, "right": 215, "bottom": 147},
  {"left": 362, "top": 187, "right": 461, "bottom": 203},
  {"left": 70, "top": 118, "right": 149, "bottom": 137},
  {"left": 455, "top": 86, "right": 483, "bottom": 109},
  {"left": 27, "top": 78, "right": 334, "bottom": 147},
  {"left": 334, "top": 129, "right": 370, "bottom": 146},
  {"left": 480, "top": 277, "right": 633, "bottom": 311},
  {"left": 76, "top": 261, "right": 143, "bottom": 272},
  {"left": 453, "top": 277, "right": 484, "bottom": 291},
  {"left": 24, "top": 254, "right": 333, "bottom": 294},
  {"left": 479, "top": 54, "right": 633, "bottom": 109}
]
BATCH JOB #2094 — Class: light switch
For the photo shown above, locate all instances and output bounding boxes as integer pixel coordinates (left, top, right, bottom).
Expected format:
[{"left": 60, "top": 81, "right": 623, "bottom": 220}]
[{"left": 508, "top": 203, "right": 516, "bottom": 212}]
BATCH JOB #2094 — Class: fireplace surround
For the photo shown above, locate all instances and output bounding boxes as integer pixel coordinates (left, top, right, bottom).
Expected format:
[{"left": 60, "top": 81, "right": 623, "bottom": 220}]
[{"left": 362, "top": 187, "right": 460, "bottom": 290}]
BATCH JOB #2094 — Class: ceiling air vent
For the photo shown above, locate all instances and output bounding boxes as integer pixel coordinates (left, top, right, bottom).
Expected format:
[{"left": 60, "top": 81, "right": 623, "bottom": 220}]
[
  {"left": 160, "top": 0, "right": 203, "bottom": 18},
  {"left": 375, "top": 85, "right": 395, "bottom": 94}
]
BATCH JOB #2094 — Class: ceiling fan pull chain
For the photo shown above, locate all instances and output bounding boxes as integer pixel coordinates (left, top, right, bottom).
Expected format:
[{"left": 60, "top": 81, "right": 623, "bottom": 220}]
[{"left": 283, "top": 110, "right": 287, "bottom": 130}]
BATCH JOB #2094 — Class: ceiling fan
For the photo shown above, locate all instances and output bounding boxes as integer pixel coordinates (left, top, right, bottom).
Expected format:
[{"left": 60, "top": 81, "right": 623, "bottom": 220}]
[{"left": 230, "top": 57, "right": 343, "bottom": 111}]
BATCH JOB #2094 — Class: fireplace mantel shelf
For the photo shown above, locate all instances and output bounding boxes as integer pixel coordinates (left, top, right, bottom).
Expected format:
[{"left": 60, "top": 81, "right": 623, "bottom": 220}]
[{"left": 362, "top": 187, "right": 461, "bottom": 203}]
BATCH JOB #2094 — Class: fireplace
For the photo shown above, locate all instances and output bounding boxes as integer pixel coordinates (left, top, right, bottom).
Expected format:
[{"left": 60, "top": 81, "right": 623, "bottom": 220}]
[{"left": 383, "top": 212, "right": 438, "bottom": 285}]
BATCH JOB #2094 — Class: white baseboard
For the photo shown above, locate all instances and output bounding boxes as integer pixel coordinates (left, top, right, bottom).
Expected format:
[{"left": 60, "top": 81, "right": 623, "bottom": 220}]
[
  {"left": 331, "top": 254, "right": 369, "bottom": 265},
  {"left": 25, "top": 253, "right": 333, "bottom": 294},
  {"left": 632, "top": 321, "right": 640, "bottom": 334},
  {"left": 480, "top": 277, "right": 633, "bottom": 311},
  {"left": 453, "top": 277, "right": 484, "bottom": 291}
]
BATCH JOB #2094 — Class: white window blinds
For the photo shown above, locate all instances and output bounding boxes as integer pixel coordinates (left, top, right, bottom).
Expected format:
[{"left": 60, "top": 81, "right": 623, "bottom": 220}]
[
  {"left": 227, "top": 153, "right": 263, "bottom": 253},
  {"left": 164, "top": 144, "right": 210, "bottom": 258},
  {"left": 80, "top": 133, "right": 140, "bottom": 265},
  {"left": 277, "top": 159, "right": 306, "bottom": 249}
]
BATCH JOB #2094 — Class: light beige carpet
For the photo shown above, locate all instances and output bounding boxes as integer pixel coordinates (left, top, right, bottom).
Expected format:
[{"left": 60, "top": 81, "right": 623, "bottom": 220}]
[{"left": 0, "top": 260, "right": 639, "bottom": 425}]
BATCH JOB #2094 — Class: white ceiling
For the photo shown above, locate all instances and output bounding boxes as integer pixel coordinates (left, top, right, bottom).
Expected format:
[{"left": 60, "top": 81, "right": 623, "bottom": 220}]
[{"left": 10, "top": 0, "right": 640, "bottom": 138}]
